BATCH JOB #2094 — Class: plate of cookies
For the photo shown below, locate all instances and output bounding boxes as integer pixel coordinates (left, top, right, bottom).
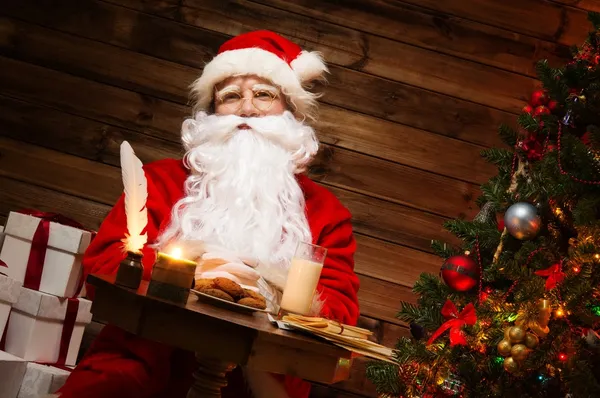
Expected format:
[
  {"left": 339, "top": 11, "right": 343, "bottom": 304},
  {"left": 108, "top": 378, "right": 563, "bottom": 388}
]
[{"left": 192, "top": 277, "right": 271, "bottom": 314}]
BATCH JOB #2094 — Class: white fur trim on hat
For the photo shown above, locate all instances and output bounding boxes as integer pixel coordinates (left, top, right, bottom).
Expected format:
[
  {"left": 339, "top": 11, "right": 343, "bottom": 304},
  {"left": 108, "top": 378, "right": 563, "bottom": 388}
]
[
  {"left": 190, "top": 48, "right": 327, "bottom": 120},
  {"left": 291, "top": 51, "right": 328, "bottom": 83}
]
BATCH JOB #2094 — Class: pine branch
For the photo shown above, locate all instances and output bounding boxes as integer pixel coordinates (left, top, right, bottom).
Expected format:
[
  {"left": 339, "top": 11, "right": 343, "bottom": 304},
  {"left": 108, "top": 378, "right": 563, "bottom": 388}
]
[
  {"left": 480, "top": 148, "right": 514, "bottom": 174},
  {"left": 518, "top": 112, "right": 540, "bottom": 132},
  {"left": 365, "top": 361, "right": 402, "bottom": 396},
  {"left": 536, "top": 59, "right": 568, "bottom": 101},
  {"left": 573, "top": 195, "right": 600, "bottom": 224},
  {"left": 431, "top": 240, "right": 459, "bottom": 258},
  {"left": 589, "top": 11, "right": 600, "bottom": 31},
  {"left": 588, "top": 124, "right": 600, "bottom": 151},
  {"left": 565, "top": 359, "right": 600, "bottom": 398},
  {"left": 498, "top": 124, "right": 518, "bottom": 147},
  {"left": 394, "top": 337, "right": 437, "bottom": 364},
  {"left": 398, "top": 301, "right": 444, "bottom": 330}
]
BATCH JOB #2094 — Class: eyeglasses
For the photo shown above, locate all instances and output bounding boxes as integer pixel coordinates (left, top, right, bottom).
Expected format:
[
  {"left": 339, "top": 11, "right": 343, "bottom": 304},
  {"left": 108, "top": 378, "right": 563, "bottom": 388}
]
[{"left": 215, "top": 88, "right": 279, "bottom": 113}]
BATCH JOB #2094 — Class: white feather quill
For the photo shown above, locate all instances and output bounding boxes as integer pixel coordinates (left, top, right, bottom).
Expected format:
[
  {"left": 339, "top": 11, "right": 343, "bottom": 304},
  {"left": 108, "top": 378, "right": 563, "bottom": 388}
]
[{"left": 120, "top": 141, "right": 148, "bottom": 253}]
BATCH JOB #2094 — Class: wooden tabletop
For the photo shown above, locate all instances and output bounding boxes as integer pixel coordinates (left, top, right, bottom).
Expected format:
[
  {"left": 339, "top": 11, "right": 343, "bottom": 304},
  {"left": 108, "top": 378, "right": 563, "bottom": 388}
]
[{"left": 87, "top": 274, "right": 353, "bottom": 384}]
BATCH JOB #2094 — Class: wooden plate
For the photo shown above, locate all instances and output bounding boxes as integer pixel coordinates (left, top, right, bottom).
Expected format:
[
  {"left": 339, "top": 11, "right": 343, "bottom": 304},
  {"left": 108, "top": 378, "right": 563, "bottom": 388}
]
[{"left": 191, "top": 289, "right": 271, "bottom": 314}]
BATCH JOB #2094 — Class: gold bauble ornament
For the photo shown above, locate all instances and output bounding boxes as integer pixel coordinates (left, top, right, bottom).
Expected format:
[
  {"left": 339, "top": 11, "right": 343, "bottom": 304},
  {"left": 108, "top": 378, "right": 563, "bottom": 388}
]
[
  {"left": 511, "top": 344, "right": 529, "bottom": 362},
  {"left": 497, "top": 339, "right": 513, "bottom": 356},
  {"left": 508, "top": 326, "right": 526, "bottom": 343},
  {"left": 503, "top": 357, "right": 519, "bottom": 373},
  {"left": 524, "top": 333, "right": 539, "bottom": 349}
]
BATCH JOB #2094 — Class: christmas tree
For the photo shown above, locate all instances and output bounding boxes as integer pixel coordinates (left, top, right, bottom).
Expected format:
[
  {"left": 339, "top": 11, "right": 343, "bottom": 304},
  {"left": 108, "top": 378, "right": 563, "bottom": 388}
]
[{"left": 366, "top": 12, "right": 600, "bottom": 398}]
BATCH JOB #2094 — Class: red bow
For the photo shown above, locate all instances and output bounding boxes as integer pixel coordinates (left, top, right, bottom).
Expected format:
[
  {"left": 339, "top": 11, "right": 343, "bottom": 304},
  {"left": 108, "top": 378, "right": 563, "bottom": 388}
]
[
  {"left": 16, "top": 209, "right": 94, "bottom": 295},
  {"left": 0, "top": 259, "right": 7, "bottom": 276},
  {"left": 535, "top": 264, "right": 565, "bottom": 290},
  {"left": 427, "top": 300, "right": 477, "bottom": 346}
]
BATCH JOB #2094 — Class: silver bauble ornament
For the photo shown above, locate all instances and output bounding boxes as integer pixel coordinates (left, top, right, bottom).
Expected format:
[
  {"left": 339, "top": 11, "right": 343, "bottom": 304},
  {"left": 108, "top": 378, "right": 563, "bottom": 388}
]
[{"left": 504, "top": 202, "right": 542, "bottom": 240}]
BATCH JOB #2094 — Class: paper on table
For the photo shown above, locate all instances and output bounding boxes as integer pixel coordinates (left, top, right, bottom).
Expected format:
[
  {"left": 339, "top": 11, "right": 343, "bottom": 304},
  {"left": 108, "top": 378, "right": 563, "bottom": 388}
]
[
  {"left": 282, "top": 314, "right": 373, "bottom": 340},
  {"left": 268, "top": 314, "right": 395, "bottom": 363}
]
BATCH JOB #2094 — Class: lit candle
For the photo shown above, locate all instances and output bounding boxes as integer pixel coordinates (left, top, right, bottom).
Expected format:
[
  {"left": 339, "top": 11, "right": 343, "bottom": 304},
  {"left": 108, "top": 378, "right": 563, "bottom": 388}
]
[
  {"left": 153, "top": 248, "right": 196, "bottom": 287},
  {"left": 170, "top": 247, "right": 183, "bottom": 259},
  {"left": 147, "top": 247, "right": 197, "bottom": 303}
]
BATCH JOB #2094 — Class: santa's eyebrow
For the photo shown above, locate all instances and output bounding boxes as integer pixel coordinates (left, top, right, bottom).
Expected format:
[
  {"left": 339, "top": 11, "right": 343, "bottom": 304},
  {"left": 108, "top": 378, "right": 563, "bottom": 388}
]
[
  {"left": 252, "top": 84, "right": 279, "bottom": 94},
  {"left": 215, "top": 85, "right": 241, "bottom": 99}
]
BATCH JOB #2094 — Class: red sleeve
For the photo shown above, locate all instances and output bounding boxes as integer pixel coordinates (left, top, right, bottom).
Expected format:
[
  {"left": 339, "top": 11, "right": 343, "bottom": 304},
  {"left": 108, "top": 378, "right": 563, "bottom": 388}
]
[{"left": 60, "top": 160, "right": 186, "bottom": 398}]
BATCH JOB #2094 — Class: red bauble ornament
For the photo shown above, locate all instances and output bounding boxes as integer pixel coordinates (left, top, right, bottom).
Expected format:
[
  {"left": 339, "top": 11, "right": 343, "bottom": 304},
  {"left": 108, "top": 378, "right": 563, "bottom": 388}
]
[
  {"left": 441, "top": 255, "right": 480, "bottom": 292},
  {"left": 534, "top": 105, "right": 551, "bottom": 117},
  {"left": 530, "top": 90, "right": 548, "bottom": 107},
  {"left": 522, "top": 105, "right": 533, "bottom": 114},
  {"left": 547, "top": 100, "right": 558, "bottom": 111}
]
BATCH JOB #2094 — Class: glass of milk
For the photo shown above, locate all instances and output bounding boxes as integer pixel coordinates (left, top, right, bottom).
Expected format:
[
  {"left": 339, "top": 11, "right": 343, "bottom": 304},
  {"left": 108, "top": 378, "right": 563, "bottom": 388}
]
[{"left": 279, "top": 242, "right": 327, "bottom": 316}]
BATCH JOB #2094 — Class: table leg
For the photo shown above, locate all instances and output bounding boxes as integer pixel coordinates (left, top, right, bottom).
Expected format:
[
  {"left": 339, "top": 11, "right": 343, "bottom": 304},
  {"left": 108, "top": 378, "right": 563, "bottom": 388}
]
[{"left": 186, "top": 354, "right": 236, "bottom": 398}]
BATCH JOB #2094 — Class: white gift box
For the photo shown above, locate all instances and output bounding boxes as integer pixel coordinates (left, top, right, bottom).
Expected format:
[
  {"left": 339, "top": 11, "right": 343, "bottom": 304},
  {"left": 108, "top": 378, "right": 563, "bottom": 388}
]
[
  {"left": 0, "top": 350, "right": 27, "bottom": 398},
  {"left": 5, "top": 287, "right": 92, "bottom": 367},
  {"left": 17, "top": 362, "right": 72, "bottom": 398},
  {"left": 0, "top": 211, "right": 92, "bottom": 297},
  {"left": 0, "top": 273, "right": 21, "bottom": 337}
]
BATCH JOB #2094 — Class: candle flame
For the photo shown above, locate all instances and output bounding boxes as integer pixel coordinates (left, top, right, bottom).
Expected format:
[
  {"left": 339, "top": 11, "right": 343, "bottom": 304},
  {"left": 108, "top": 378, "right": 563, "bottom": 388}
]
[{"left": 170, "top": 247, "right": 183, "bottom": 259}]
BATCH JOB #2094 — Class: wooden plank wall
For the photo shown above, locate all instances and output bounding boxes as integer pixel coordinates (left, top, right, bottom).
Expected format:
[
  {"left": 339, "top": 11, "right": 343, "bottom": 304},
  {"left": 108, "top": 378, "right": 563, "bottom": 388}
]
[{"left": 0, "top": 0, "right": 597, "bottom": 396}]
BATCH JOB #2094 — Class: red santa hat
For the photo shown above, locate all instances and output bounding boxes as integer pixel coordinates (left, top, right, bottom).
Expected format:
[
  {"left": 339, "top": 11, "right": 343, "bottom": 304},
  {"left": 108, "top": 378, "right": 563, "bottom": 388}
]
[{"left": 190, "top": 30, "right": 328, "bottom": 120}]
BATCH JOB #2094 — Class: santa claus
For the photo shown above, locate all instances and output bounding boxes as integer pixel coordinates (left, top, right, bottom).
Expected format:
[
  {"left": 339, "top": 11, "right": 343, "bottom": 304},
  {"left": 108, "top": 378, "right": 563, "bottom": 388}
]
[{"left": 56, "top": 30, "right": 360, "bottom": 398}]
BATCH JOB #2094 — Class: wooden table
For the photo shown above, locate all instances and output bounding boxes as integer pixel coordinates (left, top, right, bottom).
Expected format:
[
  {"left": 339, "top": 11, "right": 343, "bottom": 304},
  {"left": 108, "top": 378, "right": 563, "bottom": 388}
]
[{"left": 87, "top": 274, "right": 354, "bottom": 397}]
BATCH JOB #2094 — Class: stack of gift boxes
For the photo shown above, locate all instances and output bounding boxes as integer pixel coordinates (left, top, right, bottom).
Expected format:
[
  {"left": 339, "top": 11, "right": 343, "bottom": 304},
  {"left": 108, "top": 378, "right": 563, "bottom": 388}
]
[{"left": 0, "top": 211, "right": 94, "bottom": 398}]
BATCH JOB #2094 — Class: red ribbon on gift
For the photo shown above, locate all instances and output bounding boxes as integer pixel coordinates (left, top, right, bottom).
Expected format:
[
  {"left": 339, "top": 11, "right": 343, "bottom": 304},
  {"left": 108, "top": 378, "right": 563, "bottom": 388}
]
[
  {"left": 0, "top": 258, "right": 7, "bottom": 276},
  {"left": 427, "top": 300, "right": 477, "bottom": 347},
  {"left": 0, "top": 298, "right": 80, "bottom": 366},
  {"left": 55, "top": 298, "right": 79, "bottom": 366},
  {"left": 535, "top": 263, "right": 566, "bottom": 290},
  {"left": 17, "top": 209, "right": 93, "bottom": 294}
]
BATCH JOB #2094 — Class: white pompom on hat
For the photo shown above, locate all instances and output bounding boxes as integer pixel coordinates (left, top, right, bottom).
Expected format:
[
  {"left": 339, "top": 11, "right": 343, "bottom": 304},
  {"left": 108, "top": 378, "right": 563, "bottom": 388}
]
[{"left": 190, "top": 30, "right": 328, "bottom": 119}]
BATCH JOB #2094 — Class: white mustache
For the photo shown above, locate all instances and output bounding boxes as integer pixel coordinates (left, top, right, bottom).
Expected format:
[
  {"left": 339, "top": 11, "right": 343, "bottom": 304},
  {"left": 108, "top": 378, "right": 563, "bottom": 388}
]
[
  {"left": 182, "top": 111, "right": 311, "bottom": 151},
  {"left": 181, "top": 111, "right": 318, "bottom": 169}
]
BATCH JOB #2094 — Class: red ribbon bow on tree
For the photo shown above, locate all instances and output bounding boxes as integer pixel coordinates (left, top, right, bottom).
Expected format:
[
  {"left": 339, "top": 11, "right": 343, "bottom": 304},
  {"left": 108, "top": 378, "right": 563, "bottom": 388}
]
[
  {"left": 535, "top": 263, "right": 565, "bottom": 290},
  {"left": 427, "top": 300, "right": 477, "bottom": 347}
]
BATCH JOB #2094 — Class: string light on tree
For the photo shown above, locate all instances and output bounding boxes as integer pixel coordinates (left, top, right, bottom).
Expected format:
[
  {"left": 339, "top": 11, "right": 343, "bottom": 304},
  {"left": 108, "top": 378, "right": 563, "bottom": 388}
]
[{"left": 558, "top": 353, "right": 568, "bottom": 362}]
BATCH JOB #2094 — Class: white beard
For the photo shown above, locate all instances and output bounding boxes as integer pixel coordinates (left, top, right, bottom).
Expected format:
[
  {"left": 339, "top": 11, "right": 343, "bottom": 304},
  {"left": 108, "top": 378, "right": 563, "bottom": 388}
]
[{"left": 156, "top": 111, "right": 318, "bottom": 282}]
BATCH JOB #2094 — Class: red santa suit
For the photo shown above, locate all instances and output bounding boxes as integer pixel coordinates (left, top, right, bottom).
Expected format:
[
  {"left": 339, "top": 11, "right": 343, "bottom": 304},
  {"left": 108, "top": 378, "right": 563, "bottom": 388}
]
[{"left": 57, "top": 158, "right": 360, "bottom": 398}]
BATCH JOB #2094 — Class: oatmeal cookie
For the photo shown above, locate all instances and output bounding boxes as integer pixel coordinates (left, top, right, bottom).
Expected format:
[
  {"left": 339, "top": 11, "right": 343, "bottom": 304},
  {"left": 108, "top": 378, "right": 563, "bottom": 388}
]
[
  {"left": 213, "top": 277, "right": 244, "bottom": 299},
  {"left": 242, "top": 288, "right": 266, "bottom": 303},
  {"left": 237, "top": 297, "right": 267, "bottom": 310},
  {"left": 194, "top": 278, "right": 215, "bottom": 290},
  {"left": 200, "top": 288, "right": 234, "bottom": 302}
]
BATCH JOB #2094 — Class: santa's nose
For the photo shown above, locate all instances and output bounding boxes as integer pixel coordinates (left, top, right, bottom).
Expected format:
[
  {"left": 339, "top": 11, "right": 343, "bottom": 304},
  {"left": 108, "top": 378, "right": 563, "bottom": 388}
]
[{"left": 238, "top": 99, "right": 260, "bottom": 118}]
